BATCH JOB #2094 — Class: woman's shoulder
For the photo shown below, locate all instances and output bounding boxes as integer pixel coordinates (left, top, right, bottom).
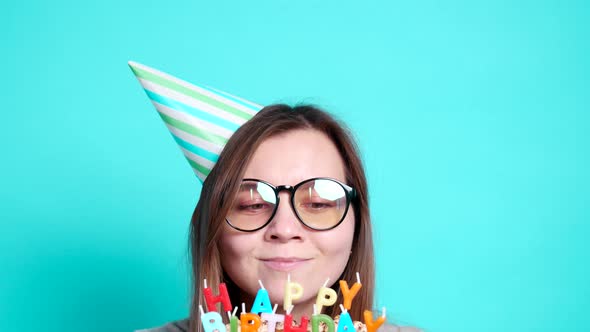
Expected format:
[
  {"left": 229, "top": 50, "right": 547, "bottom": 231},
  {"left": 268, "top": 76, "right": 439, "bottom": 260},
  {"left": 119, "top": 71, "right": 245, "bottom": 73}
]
[{"left": 134, "top": 318, "right": 189, "bottom": 332}]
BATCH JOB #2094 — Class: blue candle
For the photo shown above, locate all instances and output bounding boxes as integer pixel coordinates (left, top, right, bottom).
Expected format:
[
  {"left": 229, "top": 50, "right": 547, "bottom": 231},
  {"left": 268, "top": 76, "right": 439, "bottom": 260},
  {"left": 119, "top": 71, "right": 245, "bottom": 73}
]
[
  {"left": 200, "top": 309, "right": 225, "bottom": 332},
  {"left": 336, "top": 309, "right": 355, "bottom": 332},
  {"left": 251, "top": 281, "right": 273, "bottom": 314}
]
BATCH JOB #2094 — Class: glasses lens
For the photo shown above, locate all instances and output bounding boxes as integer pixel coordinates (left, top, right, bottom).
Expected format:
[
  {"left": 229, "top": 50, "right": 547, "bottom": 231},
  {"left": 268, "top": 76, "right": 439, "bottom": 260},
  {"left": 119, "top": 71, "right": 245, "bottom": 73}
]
[
  {"left": 226, "top": 180, "right": 276, "bottom": 231},
  {"left": 293, "top": 179, "right": 348, "bottom": 229}
]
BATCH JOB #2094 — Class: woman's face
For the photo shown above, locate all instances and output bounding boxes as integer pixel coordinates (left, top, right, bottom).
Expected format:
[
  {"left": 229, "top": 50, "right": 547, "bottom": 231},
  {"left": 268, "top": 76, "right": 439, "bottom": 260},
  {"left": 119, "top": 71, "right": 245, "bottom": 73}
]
[{"left": 219, "top": 129, "right": 355, "bottom": 312}]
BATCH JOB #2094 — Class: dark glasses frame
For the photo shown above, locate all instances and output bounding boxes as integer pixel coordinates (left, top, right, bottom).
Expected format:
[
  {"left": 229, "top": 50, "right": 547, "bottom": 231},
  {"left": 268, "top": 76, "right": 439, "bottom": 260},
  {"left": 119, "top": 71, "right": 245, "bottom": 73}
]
[{"left": 226, "top": 177, "right": 356, "bottom": 232}]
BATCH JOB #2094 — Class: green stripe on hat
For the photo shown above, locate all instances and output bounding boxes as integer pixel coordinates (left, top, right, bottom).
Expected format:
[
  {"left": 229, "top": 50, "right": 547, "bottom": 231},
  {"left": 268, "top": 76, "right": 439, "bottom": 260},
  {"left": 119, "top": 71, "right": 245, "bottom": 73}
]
[
  {"left": 157, "top": 112, "right": 229, "bottom": 146},
  {"left": 186, "top": 158, "right": 211, "bottom": 176},
  {"left": 129, "top": 61, "right": 263, "bottom": 182},
  {"left": 130, "top": 64, "right": 254, "bottom": 121}
]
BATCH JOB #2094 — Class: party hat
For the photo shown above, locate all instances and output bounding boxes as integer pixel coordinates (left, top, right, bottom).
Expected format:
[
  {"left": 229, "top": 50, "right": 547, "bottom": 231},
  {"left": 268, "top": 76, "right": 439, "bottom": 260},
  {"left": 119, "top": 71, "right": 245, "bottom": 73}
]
[{"left": 128, "top": 61, "right": 263, "bottom": 182}]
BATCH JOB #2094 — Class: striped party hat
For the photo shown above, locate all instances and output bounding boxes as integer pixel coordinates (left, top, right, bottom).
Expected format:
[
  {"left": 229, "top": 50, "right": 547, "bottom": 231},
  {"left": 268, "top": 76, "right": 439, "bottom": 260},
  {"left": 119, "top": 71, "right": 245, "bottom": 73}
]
[{"left": 128, "top": 61, "right": 263, "bottom": 182}]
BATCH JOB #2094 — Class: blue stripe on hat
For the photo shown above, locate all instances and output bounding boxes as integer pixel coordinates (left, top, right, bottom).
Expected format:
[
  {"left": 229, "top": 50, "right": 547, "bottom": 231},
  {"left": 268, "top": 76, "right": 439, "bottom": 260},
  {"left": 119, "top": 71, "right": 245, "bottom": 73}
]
[
  {"left": 201, "top": 86, "right": 261, "bottom": 112},
  {"left": 145, "top": 89, "right": 241, "bottom": 132},
  {"left": 170, "top": 133, "right": 220, "bottom": 163}
]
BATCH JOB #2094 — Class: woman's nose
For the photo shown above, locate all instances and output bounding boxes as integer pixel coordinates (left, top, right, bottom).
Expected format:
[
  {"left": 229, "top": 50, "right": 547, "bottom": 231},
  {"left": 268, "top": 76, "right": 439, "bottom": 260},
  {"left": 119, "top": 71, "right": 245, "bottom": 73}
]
[{"left": 264, "top": 192, "right": 304, "bottom": 242}]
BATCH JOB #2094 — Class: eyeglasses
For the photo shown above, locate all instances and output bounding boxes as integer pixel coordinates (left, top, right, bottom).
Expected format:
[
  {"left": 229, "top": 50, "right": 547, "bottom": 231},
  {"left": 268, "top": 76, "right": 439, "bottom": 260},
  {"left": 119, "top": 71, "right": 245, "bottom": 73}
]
[{"left": 226, "top": 177, "right": 356, "bottom": 232}]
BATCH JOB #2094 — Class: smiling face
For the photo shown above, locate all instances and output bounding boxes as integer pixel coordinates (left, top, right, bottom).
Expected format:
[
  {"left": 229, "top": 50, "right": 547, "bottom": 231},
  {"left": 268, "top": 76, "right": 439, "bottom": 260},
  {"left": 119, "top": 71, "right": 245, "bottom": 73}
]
[{"left": 219, "top": 129, "right": 355, "bottom": 315}]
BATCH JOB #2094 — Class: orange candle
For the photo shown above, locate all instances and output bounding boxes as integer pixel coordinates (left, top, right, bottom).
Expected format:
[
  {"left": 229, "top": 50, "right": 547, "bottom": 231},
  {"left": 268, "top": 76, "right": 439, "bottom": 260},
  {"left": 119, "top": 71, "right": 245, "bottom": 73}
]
[
  {"left": 339, "top": 272, "right": 362, "bottom": 310},
  {"left": 363, "top": 308, "right": 386, "bottom": 332},
  {"left": 241, "top": 313, "right": 261, "bottom": 332}
]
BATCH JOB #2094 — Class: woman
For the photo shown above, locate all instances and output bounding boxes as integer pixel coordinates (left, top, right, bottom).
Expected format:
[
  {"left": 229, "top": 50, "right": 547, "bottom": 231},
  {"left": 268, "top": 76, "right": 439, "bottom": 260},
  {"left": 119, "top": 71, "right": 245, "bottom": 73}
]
[{"left": 138, "top": 104, "right": 417, "bottom": 332}]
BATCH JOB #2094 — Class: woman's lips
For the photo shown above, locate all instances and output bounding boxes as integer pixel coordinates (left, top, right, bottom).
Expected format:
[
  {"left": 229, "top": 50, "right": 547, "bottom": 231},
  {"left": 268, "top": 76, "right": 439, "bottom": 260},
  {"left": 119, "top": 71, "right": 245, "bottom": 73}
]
[{"left": 260, "top": 257, "right": 311, "bottom": 271}]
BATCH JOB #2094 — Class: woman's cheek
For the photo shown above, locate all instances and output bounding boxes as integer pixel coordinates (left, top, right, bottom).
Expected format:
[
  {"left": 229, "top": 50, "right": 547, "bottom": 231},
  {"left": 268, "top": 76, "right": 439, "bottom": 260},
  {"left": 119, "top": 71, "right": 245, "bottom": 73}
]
[{"left": 320, "top": 218, "right": 355, "bottom": 255}]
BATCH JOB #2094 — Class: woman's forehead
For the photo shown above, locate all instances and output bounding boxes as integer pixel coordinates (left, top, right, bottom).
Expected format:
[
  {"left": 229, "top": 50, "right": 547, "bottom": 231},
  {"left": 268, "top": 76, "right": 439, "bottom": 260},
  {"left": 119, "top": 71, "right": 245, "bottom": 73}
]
[{"left": 242, "top": 129, "right": 347, "bottom": 184}]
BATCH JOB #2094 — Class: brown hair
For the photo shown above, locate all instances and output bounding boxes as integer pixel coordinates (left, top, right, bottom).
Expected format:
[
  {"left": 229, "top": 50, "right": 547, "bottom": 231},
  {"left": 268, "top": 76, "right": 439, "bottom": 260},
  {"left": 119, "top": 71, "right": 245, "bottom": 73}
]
[{"left": 188, "top": 104, "right": 375, "bottom": 332}]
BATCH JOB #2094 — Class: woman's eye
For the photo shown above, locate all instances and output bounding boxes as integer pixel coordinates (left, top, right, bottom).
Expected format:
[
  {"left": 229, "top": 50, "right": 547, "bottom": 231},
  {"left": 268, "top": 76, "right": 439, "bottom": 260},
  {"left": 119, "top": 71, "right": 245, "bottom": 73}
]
[
  {"left": 301, "top": 201, "right": 334, "bottom": 210},
  {"left": 237, "top": 202, "right": 269, "bottom": 212},
  {"left": 242, "top": 204, "right": 263, "bottom": 210},
  {"left": 310, "top": 202, "right": 329, "bottom": 209}
]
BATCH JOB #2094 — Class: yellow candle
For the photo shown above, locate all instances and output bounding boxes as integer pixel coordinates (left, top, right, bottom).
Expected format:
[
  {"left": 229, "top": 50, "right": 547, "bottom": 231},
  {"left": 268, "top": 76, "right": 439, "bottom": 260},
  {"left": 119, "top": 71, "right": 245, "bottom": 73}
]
[
  {"left": 315, "top": 280, "right": 337, "bottom": 313},
  {"left": 283, "top": 275, "right": 304, "bottom": 311}
]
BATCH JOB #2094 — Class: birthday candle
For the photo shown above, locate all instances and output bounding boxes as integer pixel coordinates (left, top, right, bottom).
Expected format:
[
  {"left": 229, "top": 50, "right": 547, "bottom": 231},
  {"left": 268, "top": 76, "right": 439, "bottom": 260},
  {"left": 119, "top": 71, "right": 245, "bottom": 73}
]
[
  {"left": 240, "top": 313, "right": 261, "bottom": 332},
  {"left": 199, "top": 306, "right": 225, "bottom": 332},
  {"left": 336, "top": 305, "right": 355, "bottom": 332},
  {"left": 283, "top": 274, "right": 304, "bottom": 311},
  {"left": 251, "top": 280, "right": 273, "bottom": 314},
  {"left": 339, "top": 273, "right": 362, "bottom": 310},
  {"left": 311, "top": 314, "right": 335, "bottom": 332},
  {"left": 315, "top": 278, "right": 337, "bottom": 313},
  {"left": 203, "top": 280, "right": 233, "bottom": 312},
  {"left": 230, "top": 316, "right": 239, "bottom": 332},
  {"left": 229, "top": 307, "right": 239, "bottom": 332},
  {"left": 363, "top": 308, "right": 386, "bottom": 332},
  {"left": 284, "top": 314, "right": 309, "bottom": 332},
  {"left": 261, "top": 305, "right": 284, "bottom": 332}
]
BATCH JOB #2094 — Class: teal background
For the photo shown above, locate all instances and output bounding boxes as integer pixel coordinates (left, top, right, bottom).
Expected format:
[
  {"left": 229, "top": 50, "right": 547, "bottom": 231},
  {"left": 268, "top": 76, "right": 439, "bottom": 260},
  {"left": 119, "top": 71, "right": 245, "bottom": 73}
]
[{"left": 1, "top": 0, "right": 588, "bottom": 331}]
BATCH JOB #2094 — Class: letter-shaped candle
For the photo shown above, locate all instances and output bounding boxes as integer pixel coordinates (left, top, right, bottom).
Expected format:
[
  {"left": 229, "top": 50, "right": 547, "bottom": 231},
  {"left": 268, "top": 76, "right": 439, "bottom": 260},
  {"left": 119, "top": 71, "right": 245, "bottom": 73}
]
[
  {"left": 230, "top": 315, "right": 239, "bottom": 332},
  {"left": 284, "top": 314, "right": 309, "bottom": 332},
  {"left": 336, "top": 310, "right": 355, "bottom": 332},
  {"left": 363, "top": 310, "right": 386, "bottom": 332},
  {"left": 251, "top": 282, "right": 273, "bottom": 314},
  {"left": 204, "top": 282, "right": 233, "bottom": 312},
  {"left": 339, "top": 280, "right": 362, "bottom": 310},
  {"left": 241, "top": 313, "right": 261, "bottom": 332},
  {"left": 283, "top": 275, "right": 304, "bottom": 311},
  {"left": 315, "top": 281, "right": 337, "bottom": 313},
  {"left": 261, "top": 313, "right": 285, "bottom": 332},
  {"left": 311, "top": 314, "right": 335, "bottom": 332},
  {"left": 201, "top": 311, "right": 225, "bottom": 332}
]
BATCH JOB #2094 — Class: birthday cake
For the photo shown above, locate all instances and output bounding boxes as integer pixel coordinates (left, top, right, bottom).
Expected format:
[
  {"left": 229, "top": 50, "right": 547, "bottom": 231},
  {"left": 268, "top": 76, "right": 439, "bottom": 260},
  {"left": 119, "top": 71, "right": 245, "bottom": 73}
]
[
  {"left": 234, "top": 315, "right": 368, "bottom": 332},
  {"left": 201, "top": 274, "right": 385, "bottom": 332}
]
